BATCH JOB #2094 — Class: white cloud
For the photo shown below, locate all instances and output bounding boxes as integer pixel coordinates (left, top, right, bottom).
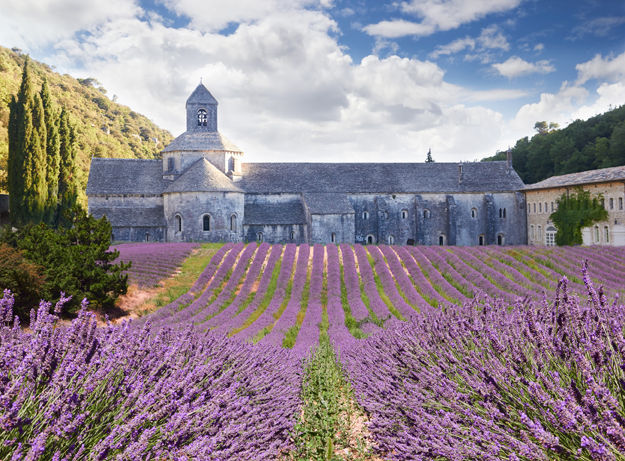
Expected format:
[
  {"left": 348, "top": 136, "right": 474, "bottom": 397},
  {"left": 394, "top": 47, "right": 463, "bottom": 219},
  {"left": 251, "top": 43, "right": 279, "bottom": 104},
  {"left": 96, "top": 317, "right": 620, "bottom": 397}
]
[
  {"left": 364, "top": 0, "right": 521, "bottom": 38},
  {"left": 430, "top": 37, "right": 476, "bottom": 59},
  {"left": 576, "top": 51, "right": 625, "bottom": 85},
  {"left": 429, "top": 25, "right": 508, "bottom": 60},
  {"left": 533, "top": 43, "right": 544, "bottom": 52},
  {"left": 492, "top": 56, "right": 555, "bottom": 78},
  {"left": 0, "top": 0, "right": 140, "bottom": 49}
]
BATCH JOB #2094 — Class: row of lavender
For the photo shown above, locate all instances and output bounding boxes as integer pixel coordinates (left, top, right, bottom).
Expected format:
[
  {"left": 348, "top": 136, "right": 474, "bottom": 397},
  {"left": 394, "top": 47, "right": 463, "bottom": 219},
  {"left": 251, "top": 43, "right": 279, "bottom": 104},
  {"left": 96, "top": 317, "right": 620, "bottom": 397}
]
[
  {"left": 111, "top": 242, "right": 199, "bottom": 287},
  {"left": 0, "top": 291, "right": 303, "bottom": 459},
  {"left": 341, "top": 266, "right": 625, "bottom": 459}
]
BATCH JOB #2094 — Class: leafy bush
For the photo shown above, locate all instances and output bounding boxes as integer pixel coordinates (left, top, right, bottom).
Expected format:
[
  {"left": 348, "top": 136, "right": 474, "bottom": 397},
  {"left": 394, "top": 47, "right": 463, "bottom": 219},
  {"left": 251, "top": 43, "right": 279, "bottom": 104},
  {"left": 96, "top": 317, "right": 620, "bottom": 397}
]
[
  {"left": 0, "top": 208, "right": 129, "bottom": 314},
  {"left": 550, "top": 188, "right": 608, "bottom": 245},
  {"left": 0, "top": 243, "right": 45, "bottom": 318}
]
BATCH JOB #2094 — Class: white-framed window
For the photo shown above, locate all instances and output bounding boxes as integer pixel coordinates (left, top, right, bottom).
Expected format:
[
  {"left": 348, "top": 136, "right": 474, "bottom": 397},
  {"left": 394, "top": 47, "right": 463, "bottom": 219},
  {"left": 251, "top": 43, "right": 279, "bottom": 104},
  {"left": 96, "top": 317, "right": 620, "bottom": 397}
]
[
  {"left": 362, "top": 211, "right": 369, "bottom": 220},
  {"left": 197, "top": 108, "right": 207, "bottom": 126},
  {"left": 202, "top": 214, "right": 211, "bottom": 231},
  {"left": 545, "top": 226, "right": 556, "bottom": 246},
  {"left": 595, "top": 225, "right": 600, "bottom": 243},
  {"left": 538, "top": 225, "right": 542, "bottom": 240},
  {"left": 175, "top": 214, "right": 183, "bottom": 232}
]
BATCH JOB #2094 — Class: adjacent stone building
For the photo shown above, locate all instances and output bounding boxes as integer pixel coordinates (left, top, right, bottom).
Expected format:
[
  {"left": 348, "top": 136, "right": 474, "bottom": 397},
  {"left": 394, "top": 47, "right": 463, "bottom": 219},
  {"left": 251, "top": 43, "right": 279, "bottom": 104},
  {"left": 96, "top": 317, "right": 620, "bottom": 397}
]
[
  {"left": 525, "top": 166, "right": 625, "bottom": 246},
  {"left": 87, "top": 83, "right": 528, "bottom": 245}
]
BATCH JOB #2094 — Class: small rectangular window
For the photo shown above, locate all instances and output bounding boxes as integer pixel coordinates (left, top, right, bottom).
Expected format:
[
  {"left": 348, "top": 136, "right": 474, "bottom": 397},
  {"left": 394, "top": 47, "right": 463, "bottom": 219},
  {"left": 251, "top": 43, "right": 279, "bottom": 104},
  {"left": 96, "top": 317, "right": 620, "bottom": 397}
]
[
  {"left": 620, "top": 197, "right": 624, "bottom": 210},
  {"left": 605, "top": 226, "right": 610, "bottom": 243},
  {"left": 610, "top": 198, "right": 614, "bottom": 210},
  {"left": 551, "top": 202, "right": 554, "bottom": 212},
  {"left": 533, "top": 203, "right": 536, "bottom": 213},
  {"left": 539, "top": 203, "right": 542, "bottom": 213}
]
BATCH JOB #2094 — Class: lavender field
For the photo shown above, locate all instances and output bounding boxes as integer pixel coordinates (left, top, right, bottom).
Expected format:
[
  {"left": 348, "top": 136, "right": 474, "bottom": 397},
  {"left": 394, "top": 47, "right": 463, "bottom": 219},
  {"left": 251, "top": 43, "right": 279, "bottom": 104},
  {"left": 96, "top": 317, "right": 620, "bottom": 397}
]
[{"left": 2, "top": 243, "right": 625, "bottom": 459}]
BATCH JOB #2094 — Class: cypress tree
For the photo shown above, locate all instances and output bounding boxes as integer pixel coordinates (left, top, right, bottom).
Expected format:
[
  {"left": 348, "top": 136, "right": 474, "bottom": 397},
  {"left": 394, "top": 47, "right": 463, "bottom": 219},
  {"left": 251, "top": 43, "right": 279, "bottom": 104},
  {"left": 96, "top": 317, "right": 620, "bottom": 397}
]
[
  {"left": 7, "top": 59, "right": 31, "bottom": 226},
  {"left": 57, "top": 109, "right": 79, "bottom": 226},
  {"left": 23, "top": 89, "right": 47, "bottom": 223},
  {"left": 41, "top": 79, "right": 60, "bottom": 224}
]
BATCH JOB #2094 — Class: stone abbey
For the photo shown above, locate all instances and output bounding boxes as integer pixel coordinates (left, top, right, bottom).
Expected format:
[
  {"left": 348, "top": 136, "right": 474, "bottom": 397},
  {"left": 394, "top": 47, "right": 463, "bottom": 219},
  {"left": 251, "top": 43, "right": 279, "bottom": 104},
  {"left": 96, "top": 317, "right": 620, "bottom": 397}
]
[{"left": 86, "top": 83, "right": 527, "bottom": 245}]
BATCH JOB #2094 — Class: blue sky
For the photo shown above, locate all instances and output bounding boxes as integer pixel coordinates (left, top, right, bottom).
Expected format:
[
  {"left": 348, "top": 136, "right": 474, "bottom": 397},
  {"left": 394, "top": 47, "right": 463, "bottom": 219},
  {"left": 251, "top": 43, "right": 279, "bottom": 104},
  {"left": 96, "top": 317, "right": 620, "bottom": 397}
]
[{"left": 1, "top": 0, "right": 624, "bottom": 163}]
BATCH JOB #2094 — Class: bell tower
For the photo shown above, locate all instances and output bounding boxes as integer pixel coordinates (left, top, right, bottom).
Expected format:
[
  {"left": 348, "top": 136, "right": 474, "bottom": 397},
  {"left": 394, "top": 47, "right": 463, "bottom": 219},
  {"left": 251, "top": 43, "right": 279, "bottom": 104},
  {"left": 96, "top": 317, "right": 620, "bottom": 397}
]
[{"left": 186, "top": 82, "right": 218, "bottom": 132}]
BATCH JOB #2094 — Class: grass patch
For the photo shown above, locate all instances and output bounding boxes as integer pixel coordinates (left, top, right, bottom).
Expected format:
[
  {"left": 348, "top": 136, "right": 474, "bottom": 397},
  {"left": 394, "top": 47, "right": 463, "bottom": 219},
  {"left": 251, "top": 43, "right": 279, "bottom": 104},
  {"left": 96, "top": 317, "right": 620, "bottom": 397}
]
[
  {"left": 366, "top": 251, "right": 404, "bottom": 321},
  {"left": 133, "top": 243, "right": 223, "bottom": 317}
]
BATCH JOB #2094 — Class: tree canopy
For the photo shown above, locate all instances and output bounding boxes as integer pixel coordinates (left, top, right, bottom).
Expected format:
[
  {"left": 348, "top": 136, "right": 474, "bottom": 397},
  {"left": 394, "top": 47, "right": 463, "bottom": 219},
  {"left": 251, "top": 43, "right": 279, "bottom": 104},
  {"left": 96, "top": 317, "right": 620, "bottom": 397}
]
[{"left": 550, "top": 189, "right": 608, "bottom": 246}]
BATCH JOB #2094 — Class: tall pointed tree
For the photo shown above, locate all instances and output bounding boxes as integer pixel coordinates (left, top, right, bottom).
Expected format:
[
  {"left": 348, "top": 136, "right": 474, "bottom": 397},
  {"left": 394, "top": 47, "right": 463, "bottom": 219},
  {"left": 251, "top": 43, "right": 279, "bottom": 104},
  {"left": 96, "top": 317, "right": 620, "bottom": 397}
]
[
  {"left": 57, "top": 108, "right": 79, "bottom": 226},
  {"left": 7, "top": 59, "right": 31, "bottom": 225},
  {"left": 23, "top": 87, "right": 47, "bottom": 223},
  {"left": 41, "top": 79, "right": 60, "bottom": 224}
]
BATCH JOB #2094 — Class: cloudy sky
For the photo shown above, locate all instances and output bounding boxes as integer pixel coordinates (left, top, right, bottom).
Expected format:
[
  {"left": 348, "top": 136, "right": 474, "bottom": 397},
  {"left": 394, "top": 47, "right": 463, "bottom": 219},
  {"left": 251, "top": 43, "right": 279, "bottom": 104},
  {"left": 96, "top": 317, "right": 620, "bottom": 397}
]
[{"left": 1, "top": 0, "right": 624, "bottom": 163}]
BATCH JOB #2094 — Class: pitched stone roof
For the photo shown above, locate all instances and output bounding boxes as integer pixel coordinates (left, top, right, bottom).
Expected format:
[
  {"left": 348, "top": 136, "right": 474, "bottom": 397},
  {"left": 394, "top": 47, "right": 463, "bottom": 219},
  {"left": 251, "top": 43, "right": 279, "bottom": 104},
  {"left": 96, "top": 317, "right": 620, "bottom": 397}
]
[
  {"left": 162, "top": 131, "right": 242, "bottom": 153},
  {"left": 187, "top": 83, "right": 218, "bottom": 105},
  {"left": 165, "top": 158, "right": 243, "bottom": 193},
  {"left": 86, "top": 158, "right": 166, "bottom": 195},
  {"left": 239, "top": 161, "right": 524, "bottom": 194},
  {"left": 90, "top": 206, "right": 166, "bottom": 227},
  {"left": 524, "top": 165, "right": 625, "bottom": 190},
  {"left": 244, "top": 199, "right": 307, "bottom": 225},
  {"left": 303, "top": 193, "right": 354, "bottom": 215}
]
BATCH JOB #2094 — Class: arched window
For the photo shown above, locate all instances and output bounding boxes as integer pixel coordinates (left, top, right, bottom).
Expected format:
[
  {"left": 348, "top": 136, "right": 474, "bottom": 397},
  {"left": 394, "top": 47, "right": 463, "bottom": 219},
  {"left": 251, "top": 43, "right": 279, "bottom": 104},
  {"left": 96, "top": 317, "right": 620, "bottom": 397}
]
[
  {"left": 538, "top": 225, "right": 542, "bottom": 240},
  {"left": 290, "top": 230, "right": 295, "bottom": 240},
  {"left": 503, "top": 208, "right": 506, "bottom": 219},
  {"left": 438, "top": 235, "right": 445, "bottom": 246},
  {"left": 401, "top": 209, "right": 408, "bottom": 219},
  {"left": 230, "top": 214, "right": 237, "bottom": 232},
  {"left": 331, "top": 232, "right": 336, "bottom": 243},
  {"left": 203, "top": 214, "right": 211, "bottom": 231},
  {"left": 546, "top": 226, "right": 556, "bottom": 246},
  {"left": 471, "top": 208, "right": 477, "bottom": 219},
  {"left": 145, "top": 232, "right": 150, "bottom": 242},
  {"left": 362, "top": 211, "right": 369, "bottom": 220},
  {"left": 499, "top": 208, "right": 503, "bottom": 218},
  {"left": 366, "top": 234, "right": 375, "bottom": 245},
  {"left": 497, "top": 234, "right": 504, "bottom": 246},
  {"left": 423, "top": 209, "right": 431, "bottom": 219},
  {"left": 544, "top": 202, "right": 548, "bottom": 213},
  {"left": 197, "top": 109, "right": 207, "bottom": 126},
  {"left": 595, "top": 225, "right": 600, "bottom": 243},
  {"left": 478, "top": 235, "right": 485, "bottom": 246},
  {"left": 388, "top": 235, "right": 395, "bottom": 245},
  {"left": 605, "top": 226, "right": 610, "bottom": 243},
  {"left": 175, "top": 215, "right": 182, "bottom": 233},
  {"left": 257, "top": 232, "right": 263, "bottom": 242}
]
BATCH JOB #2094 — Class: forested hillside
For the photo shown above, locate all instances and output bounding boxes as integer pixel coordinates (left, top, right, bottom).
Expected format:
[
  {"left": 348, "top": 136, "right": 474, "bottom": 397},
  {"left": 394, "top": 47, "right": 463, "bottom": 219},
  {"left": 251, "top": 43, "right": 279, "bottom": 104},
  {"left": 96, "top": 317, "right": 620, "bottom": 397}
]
[
  {"left": 482, "top": 104, "right": 625, "bottom": 184},
  {"left": 0, "top": 46, "right": 173, "bottom": 196}
]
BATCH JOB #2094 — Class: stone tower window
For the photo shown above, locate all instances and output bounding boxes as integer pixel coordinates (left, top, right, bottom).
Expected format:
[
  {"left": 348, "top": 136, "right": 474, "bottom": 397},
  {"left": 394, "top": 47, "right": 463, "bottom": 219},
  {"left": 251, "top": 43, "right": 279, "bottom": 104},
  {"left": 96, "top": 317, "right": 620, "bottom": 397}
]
[
  {"left": 401, "top": 209, "right": 408, "bottom": 219},
  {"left": 471, "top": 208, "right": 477, "bottom": 219},
  {"left": 362, "top": 211, "right": 369, "bottom": 220},
  {"left": 366, "top": 234, "right": 375, "bottom": 244},
  {"left": 175, "top": 215, "right": 182, "bottom": 233},
  {"left": 331, "top": 232, "right": 336, "bottom": 243},
  {"left": 257, "top": 232, "right": 263, "bottom": 242},
  {"left": 423, "top": 209, "right": 431, "bottom": 219},
  {"left": 230, "top": 214, "right": 237, "bottom": 232},
  {"left": 388, "top": 235, "right": 395, "bottom": 245},
  {"left": 438, "top": 234, "right": 445, "bottom": 246},
  {"left": 290, "top": 230, "right": 295, "bottom": 240},
  {"left": 197, "top": 109, "right": 207, "bottom": 126},
  {"left": 203, "top": 214, "right": 211, "bottom": 231},
  {"left": 497, "top": 233, "right": 505, "bottom": 246}
]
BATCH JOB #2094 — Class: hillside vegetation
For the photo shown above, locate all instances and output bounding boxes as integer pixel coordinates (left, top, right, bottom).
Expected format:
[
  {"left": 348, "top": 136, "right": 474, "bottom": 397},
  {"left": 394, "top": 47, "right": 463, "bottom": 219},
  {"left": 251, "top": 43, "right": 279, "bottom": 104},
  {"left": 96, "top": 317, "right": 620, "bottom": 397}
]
[
  {"left": 482, "top": 104, "right": 625, "bottom": 184},
  {"left": 0, "top": 46, "right": 173, "bottom": 196}
]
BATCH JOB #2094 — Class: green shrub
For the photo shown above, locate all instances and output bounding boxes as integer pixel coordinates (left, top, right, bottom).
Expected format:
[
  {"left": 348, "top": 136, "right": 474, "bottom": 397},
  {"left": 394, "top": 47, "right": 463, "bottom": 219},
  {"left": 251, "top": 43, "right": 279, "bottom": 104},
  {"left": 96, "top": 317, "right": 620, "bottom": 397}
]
[{"left": 0, "top": 243, "right": 45, "bottom": 319}]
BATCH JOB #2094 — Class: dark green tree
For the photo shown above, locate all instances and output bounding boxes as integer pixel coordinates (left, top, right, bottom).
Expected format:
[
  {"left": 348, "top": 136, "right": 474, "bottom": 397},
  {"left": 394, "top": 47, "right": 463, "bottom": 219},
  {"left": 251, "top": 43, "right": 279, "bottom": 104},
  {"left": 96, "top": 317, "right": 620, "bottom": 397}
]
[
  {"left": 609, "top": 120, "right": 625, "bottom": 166},
  {"left": 23, "top": 88, "right": 47, "bottom": 223},
  {"left": 57, "top": 108, "right": 79, "bottom": 226},
  {"left": 425, "top": 148, "right": 434, "bottom": 163},
  {"left": 550, "top": 189, "right": 608, "bottom": 245},
  {"left": 41, "top": 79, "right": 60, "bottom": 225}
]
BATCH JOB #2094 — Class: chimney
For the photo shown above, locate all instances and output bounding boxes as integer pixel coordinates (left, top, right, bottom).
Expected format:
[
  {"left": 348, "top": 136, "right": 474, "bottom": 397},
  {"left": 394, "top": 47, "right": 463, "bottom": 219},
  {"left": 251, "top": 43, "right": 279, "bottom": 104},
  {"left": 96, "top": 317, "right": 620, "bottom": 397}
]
[
  {"left": 458, "top": 163, "right": 463, "bottom": 184},
  {"left": 506, "top": 148, "right": 512, "bottom": 172}
]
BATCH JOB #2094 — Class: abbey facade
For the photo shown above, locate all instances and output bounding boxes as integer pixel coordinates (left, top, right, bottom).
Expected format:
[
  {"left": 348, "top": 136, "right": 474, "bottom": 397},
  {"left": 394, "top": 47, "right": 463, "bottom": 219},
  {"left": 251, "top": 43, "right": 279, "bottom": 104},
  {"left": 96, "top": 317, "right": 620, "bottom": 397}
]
[{"left": 86, "top": 84, "right": 527, "bottom": 246}]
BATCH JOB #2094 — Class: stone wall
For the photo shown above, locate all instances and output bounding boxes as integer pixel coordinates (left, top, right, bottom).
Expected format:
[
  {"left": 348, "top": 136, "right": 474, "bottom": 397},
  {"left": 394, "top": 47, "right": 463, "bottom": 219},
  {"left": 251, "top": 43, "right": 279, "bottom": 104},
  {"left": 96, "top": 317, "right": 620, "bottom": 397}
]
[
  {"left": 244, "top": 224, "right": 307, "bottom": 244},
  {"left": 112, "top": 226, "right": 165, "bottom": 242},
  {"left": 164, "top": 190, "right": 244, "bottom": 242},
  {"left": 310, "top": 214, "right": 355, "bottom": 244}
]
